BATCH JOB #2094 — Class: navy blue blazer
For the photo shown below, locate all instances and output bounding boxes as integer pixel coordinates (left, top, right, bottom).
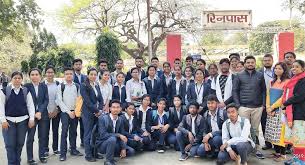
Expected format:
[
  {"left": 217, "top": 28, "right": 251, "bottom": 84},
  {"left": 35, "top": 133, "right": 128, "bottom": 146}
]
[
  {"left": 24, "top": 82, "right": 49, "bottom": 120},
  {"left": 134, "top": 107, "right": 152, "bottom": 131},
  {"left": 80, "top": 83, "right": 103, "bottom": 117},
  {"left": 187, "top": 82, "right": 211, "bottom": 114},
  {"left": 112, "top": 85, "right": 127, "bottom": 106},
  {"left": 178, "top": 114, "right": 206, "bottom": 144},
  {"left": 168, "top": 107, "right": 188, "bottom": 131},
  {"left": 143, "top": 77, "right": 162, "bottom": 104},
  {"left": 121, "top": 114, "right": 142, "bottom": 139},
  {"left": 97, "top": 114, "right": 127, "bottom": 148},
  {"left": 160, "top": 74, "right": 174, "bottom": 104},
  {"left": 146, "top": 110, "right": 169, "bottom": 133},
  {"left": 73, "top": 73, "right": 87, "bottom": 85},
  {"left": 157, "top": 69, "right": 163, "bottom": 78},
  {"left": 170, "top": 78, "right": 188, "bottom": 105},
  {"left": 203, "top": 109, "right": 228, "bottom": 137},
  {"left": 125, "top": 69, "right": 146, "bottom": 82}
]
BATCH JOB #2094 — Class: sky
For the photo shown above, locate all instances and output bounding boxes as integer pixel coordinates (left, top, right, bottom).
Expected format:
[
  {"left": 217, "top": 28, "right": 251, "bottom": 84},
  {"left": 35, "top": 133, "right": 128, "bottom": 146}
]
[{"left": 36, "top": 0, "right": 293, "bottom": 44}]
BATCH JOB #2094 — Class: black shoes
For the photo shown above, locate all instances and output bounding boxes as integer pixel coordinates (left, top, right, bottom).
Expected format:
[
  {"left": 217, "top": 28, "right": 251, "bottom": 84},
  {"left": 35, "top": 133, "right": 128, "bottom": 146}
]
[
  {"left": 85, "top": 157, "right": 97, "bottom": 162},
  {"left": 70, "top": 150, "right": 84, "bottom": 156},
  {"left": 27, "top": 160, "right": 38, "bottom": 165},
  {"left": 40, "top": 158, "right": 47, "bottom": 164},
  {"left": 104, "top": 161, "right": 116, "bottom": 165},
  {"left": 59, "top": 155, "right": 67, "bottom": 161}
]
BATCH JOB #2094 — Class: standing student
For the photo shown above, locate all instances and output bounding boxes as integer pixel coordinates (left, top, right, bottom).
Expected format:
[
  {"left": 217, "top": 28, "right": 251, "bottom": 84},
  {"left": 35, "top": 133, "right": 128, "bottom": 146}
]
[
  {"left": 150, "top": 57, "right": 163, "bottom": 78},
  {"left": 0, "top": 71, "right": 35, "bottom": 165},
  {"left": 81, "top": 68, "right": 104, "bottom": 162},
  {"left": 98, "top": 70, "right": 112, "bottom": 113},
  {"left": 143, "top": 65, "right": 162, "bottom": 107},
  {"left": 174, "top": 58, "right": 182, "bottom": 68},
  {"left": 73, "top": 59, "right": 87, "bottom": 147},
  {"left": 97, "top": 100, "right": 135, "bottom": 165},
  {"left": 176, "top": 102, "right": 206, "bottom": 161},
  {"left": 126, "top": 67, "right": 147, "bottom": 107},
  {"left": 25, "top": 68, "right": 49, "bottom": 164},
  {"left": 187, "top": 69, "right": 211, "bottom": 115},
  {"left": 236, "top": 61, "right": 245, "bottom": 73},
  {"left": 196, "top": 59, "right": 210, "bottom": 79},
  {"left": 126, "top": 57, "right": 146, "bottom": 82},
  {"left": 112, "top": 72, "right": 127, "bottom": 108},
  {"left": 229, "top": 53, "right": 240, "bottom": 74},
  {"left": 44, "top": 66, "right": 61, "bottom": 155},
  {"left": 284, "top": 52, "right": 296, "bottom": 77},
  {"left": 207, "top": 63, "right": 218, "bottom": 85},
  {"left": 97, "top": 59, "right": 112, "bottom": 84},
  {"left": 146, "top": 98, "right": 170, "bottom": 153},
  {"left": 56, "top": 67, "right": 83, "bottom": 161},
  {"left": 167, "top": 95, "right": 188, "bottom": 151},
  {"left": 170, "top": 66, "right": 185, "bottom": 107},
  {"left": 182, "top": 66, "right": 194, "bottom": 106},
  {"left": 111, "top": 59, "right": 125, "bottom": 85},
  {"left": 160, "top": 62, "right": 173, "bottom": 107}
]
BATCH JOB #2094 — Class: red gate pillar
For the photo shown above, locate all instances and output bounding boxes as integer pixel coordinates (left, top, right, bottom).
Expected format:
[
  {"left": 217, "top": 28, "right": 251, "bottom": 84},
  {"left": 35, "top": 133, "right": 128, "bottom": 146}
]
[
  {"left": 277, "top": 32, "right": 294, "bottom": 62},
  {"left": 166, "top": 34, "right": 181, "bottom": 67}
]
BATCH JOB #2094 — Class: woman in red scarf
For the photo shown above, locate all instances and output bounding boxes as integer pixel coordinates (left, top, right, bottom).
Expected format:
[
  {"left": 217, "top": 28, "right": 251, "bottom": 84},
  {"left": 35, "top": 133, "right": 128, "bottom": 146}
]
[{"left": 282, "top": 60, "right": 305, "bottom": 162}]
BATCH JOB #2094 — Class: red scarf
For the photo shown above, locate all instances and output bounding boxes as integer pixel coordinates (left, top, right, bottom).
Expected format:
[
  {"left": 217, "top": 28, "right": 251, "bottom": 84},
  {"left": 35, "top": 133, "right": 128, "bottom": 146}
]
[{"left": 282, "top": 72, "right": 305, "bottom": 122}]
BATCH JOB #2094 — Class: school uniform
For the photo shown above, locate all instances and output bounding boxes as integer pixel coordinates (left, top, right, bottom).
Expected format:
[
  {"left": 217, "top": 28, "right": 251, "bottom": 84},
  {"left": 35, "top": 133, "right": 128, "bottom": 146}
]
[
  {"left": 187, "top": 82, "right": 211, "bottom": 115},
  {"left": 167, "top": 107, "right": 188, "bottom": 150},
  {"left": 197, "top": 109, "right": 227, "bottom": 157},
  {"left": 156, "top": 69, "right": 163, "bottom": 78},
  {"left": 24, "top": 82, "right": 49, "bottom": 162},
  {"left": 170, "top": 77, "right": 186, "bottom": 106},
  {"left": 126, "top": 79, "right": 147, "bottom": 107},
  {"left": 81, "top": 82, "right": 104, "bottom": 159},
  {"left": 143, "top": 76, "right": 162, "bottom": 106},
  {"left": 176, "top": 114, "right": 206, "bottom": 157},
  {"left": 97, "top": 114, "right": 135, "bottom": 163},
  {"left": 112, "top": 83, "right": 127, "bottom": 109},
  {"left": 125, "top": 68, "right": 146, "bottom": 82},
  {"left": 121, "top": 113, "right": 144, "bottom": 151},
  {"left": 74, "top": 72, "right": 87, "bottom": 146},
  {"left": 0, "top": 85, "right": 35, "bottom": 165},
  {"left": 160, "top": 73, "right": 174, "bottom": 107},
  {"left": 182, "top": 78, "right": 194, "bottom": 106}
]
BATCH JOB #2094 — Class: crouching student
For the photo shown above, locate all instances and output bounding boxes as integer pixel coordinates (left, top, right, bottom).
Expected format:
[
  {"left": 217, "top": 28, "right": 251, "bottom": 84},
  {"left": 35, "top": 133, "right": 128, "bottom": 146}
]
[
  {"left": 198, "top": 94, "right": 227, "bottom": 158},
  {"left": 167, "top": 95, "right": 188, "bottom": 151},
  {"left": 121, "top": 102, "right": 144, "bottom": 151},
  {"left": 146, "top": 98, "right": 170, "bottom": 153},
  {"left": 0, "top": 71, "right": 35, "bottom": 165},
  {"left": 176, "top": 102, "right": 206, "bottom": 161},
  {"left": 97, "top": 100, "right": 135, "bottom": 165},
  {"left": 217, "top": 103, "right": 255, "bottom": 165}
]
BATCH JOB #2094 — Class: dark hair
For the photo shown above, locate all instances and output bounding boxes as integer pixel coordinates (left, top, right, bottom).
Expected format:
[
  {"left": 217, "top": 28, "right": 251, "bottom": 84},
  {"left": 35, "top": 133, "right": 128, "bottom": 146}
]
[
  {"left": 142, "top": 94, "right": 151, "bottom": 101},
  {"left": 110, "top": 99, "right": 121, "bottom": 107},
  {"left": 146, "top": 65, "right": 156, "bottom": 76},
  {"left": 163, "top": 62, "right": 171, "bottom": 68},
  {"left": 87, "top": 67, "right": 98, "bottom": 75},
  {"left": 226, "top": 103, "right": 239, "bottom": 111},
  {"left": 11, "top": 71, "right": 23, "bottom": 79},
  {"left": 135, "top": 56, "right": 144, "bottom": 61},
  {"left": 125, "top": 102, "right": 135, "bottom": 110},
  {"left": 208, "top": 63, "right": 218, "bottom": 70},
  {"left": 197, "top": 59, "right": 206, "bottom": 65},
  {"left": 244, "top": 55, "right": 256, "bottom": 63},
  {"left": 98, "top": 59, "right": 108, "bottom": 65},
  {"left": 207, "top": 94, "right": 219, "bottom": 102},
  {"left": 29, "top": 68, "right": 42, "bottom": 76},
  {"left": 151, "top": 57, "right": 159, "bottom": 62},
  {"left": 186, "top": 56, "right": 193, "bottom": 62},
  {"left": 188, "top": 101, "right": 199, "bottom": 110},
  {"left": 63, "top": 67, "right": 74, "bottom": 73},
  {"left": 194, "top": 68, "right": 205, "bottom": 77},
  {"left": 157, "top": 98, "right": 167, "bottom": 104},
  {"left": 173, "top": 95, "right": 182, "bottom": 101},
  {"left": 294, "top": 59, "right": 305, "bottom": 68},
  {"left": 116, "top": 72, "right": 125, "bottom": 78},
  {"left": 99, "top": 70, "right": 110, "bottom": 80},
  {"left": 263, "top": 54, "right": 273, "bottom": 59},
  {"left": 230, "top": 56, "right": 239, "bottom": 61},
  {"left": 117, "top": 58, "right": 123, "bottom": 62},
  {"left": 219, "top": 58, "right": 230, "bottom": 65},
  {"left": 229, "top": 53, "right": 240, "bottom": 60},
  {"left": 238, "top": 61, "right": 244, "bottom": 65},
  {"left": 271, "top": 62, "right": 289, "bottom": 85},
  {"left": 284, "top": 51, "right": 296, "bottom": 59},
  {"left": 45, "top": 65, "right": 56, "bottom": 73},
  {"left": 130, "top": 67, "right": 139, "bottom": 74},
  {"left": 73, "top": 58, "right": 83, "bottom": 65},
  {"left": 174, "top": 58, "right": 181, "bottom": 62}
]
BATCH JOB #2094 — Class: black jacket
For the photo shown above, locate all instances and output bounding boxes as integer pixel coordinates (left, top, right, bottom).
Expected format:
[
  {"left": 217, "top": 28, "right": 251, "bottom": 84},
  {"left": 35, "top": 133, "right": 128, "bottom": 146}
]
[
  {"left": 233, "top": 70, "right": 266, "bottom": 108},
  {"left": 283, "top": 77, "right": 305, "bottom": 121}
]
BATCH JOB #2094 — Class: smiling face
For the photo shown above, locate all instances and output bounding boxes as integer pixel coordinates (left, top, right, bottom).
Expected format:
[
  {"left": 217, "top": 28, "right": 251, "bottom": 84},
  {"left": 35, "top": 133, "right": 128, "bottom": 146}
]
[
  {"left": 45, "top": 68, "right": 55, "bottom": 80},
  {"left": 274, "top": 64, "right": 284, "bottom": 78},
  {"left": 88, "top": 70, "right": 98, "bottom": 83},
  {"left": 30, "top": 70, "right": 41, "bottom": 83},
  {"left": 291, "top": 62, "right": 305, "bottom": 75},
  {"left": 245, "top": 58, "right": 256, "bottom": 71},
  {"left": 110, "top": 102, "right": 122, "bottom": 115}
]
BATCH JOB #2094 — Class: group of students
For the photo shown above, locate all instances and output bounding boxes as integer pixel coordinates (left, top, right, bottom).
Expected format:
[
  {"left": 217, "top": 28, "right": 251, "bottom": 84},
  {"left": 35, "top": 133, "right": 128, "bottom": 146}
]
[{"left": 1, "top": 52, "right": 305, "bottom": 165}]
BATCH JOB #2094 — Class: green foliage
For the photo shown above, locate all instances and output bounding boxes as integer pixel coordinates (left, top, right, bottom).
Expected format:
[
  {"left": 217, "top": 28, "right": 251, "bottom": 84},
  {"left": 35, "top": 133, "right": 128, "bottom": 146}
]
[
  {"left": 96, "top": 30, "right": 121, "bottom": 71},
  {"left": 30, "top": 28, "right": 58, "bottom": 55},
  {"left": 21, "top": 60, "right": 29, "bottom": 73},
  {"left": 201, "top": 32, "right": 224, "bottom": 46},
  {"left": 56, "top": 48, "right": 75, "bottom": 71}
]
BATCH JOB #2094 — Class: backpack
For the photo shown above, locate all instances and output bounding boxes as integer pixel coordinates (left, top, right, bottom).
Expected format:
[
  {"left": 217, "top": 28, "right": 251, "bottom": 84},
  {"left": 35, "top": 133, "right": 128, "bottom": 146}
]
[
  {"left": 60, "top": 83, "right": 82, "bottom": 117},
  {"left": 225, "top": 117, "right": 256, "bottom": 141},
  {"left": 60, "top": 83, "right": 80, "bottom": 97},
  {"left": 2, "top": 85, "right": 28, "bottom": 102}
]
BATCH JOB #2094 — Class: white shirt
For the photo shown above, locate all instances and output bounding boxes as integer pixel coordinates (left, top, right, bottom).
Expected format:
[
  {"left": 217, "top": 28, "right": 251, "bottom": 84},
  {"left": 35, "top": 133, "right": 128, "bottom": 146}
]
[
  {"left": 195, "top": 82, "right": 204, "bottom": 104},
  {"left": 99, "top": 81, "right": 112, "bottom": 103},
  {"left": 174, "top": 76, "right": 184, "bottom": 94},
  {"left": 264, "top": 67, "right": 274, "bottom": 89},
  {"left": 164, "top": 73, "right": 173, "bottom": 86},
  {"left": 124, "top": 113, "right": 134, "bottom": 133},
  {"left": 45, "top": 80, "right": 58, "bottom": 113},
  {"left": 91, "top": 83, "right": 98, "bottom": 96},
  {"left": 33, "top": 83, "right": 39, "bottom": 97},
  {"left": 185, "top": 77, "right": 194, "bottom": 105},
  {"left": 75, "top": 72, "right": 82, "bottom": 84},
  {"left": 55, "top": 81, "right": 79, "bottom": 113},
  {"left": 191, "top": 116, "right": 196, "bottom": 136},
  {"left": 110, "top": 113, "right": 118, "bottom": 133},
  {"left": 138, "top": 105, "right": 150, "bottom": 131},
  {"left": 114, "top": 83, "right": 125, "bottom": 101},
  {"left": 209, "top": 110, "right": 220, "bottom": 132},
  {"left": 222, "top": 116, "right": 255, "bottom": 151},
  {"left": 0, "top": 85, "right": 35, "bottom": 123},
  {"left": 126, "top": 79, "right": 147, "bottom": 105}
]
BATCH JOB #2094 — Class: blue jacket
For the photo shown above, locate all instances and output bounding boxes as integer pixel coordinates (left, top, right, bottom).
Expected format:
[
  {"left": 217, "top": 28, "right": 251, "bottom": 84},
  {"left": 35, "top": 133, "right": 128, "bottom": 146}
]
[
  {"left": 178, "top": 114, "right": 206, "bottom": 144},
  {"left": 168, "top": 107, "right": 188, "bottom": 131},
  {"left": 187, "top": 82, "right": 211, "bottom": 114},
  {"left": 24, "top": 82, "right": 49, "bottom": 120},
  {"left": 143, "top": 77, "right": 162, "bottom": 104},
  {"left": 160, "top": 74, "right": 174, "bottom": 104},
  {"left": 134, "top": 107, "right": 152, "bottom": 132},
  {"left": 203, "top": 109, "right": 227, "bottom": 137},
  {"left": 80, "top": 83, "right": 103, "bottom": 117},
  {"left": 73, "top": 73, "right": 87, "bottom": 85},
  {"left": 112, "top": 85, "right": 127, "bottom": 107},
  {"left": 169, "top": 78, "right": 189, "bottom": 105},
  {"left": 146, "top": 109, "right": 169, "bottom": 133},
  {"left": 121, "top": 114, "right": 142, "bottom": 139}
]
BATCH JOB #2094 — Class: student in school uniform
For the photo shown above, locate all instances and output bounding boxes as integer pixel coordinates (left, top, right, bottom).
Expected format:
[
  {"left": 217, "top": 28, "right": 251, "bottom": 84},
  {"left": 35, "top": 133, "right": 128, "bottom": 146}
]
[
  {"left": 111, "top": 59, "right": 125, "bottom": 85},
  {"left": 160, "top": 62, "right": 174, "bottom": 107},
  {"left": 187, "top": 69, "right": 212, "bottom": 115},
  {"left": 44, "top": 66, "right": 61, "bottom": 155},
  {"left": 25, "top": 68, "right": 49, "bottom": 164},
  {"left": 167, "top": 95, "right": 188, "bottom": 151},
  {"left": 143, "top": 65, "right": 162, "bottom": 108},
  {"left": 0, "top": 71, "right": 35, "bottom": 165},
  {"left": 97, "top": 100, "right": 135, "bottom": 165},
  {"left": 126, "top": 67, "right": 147, "bottom": 107},
  {"left": 182, "top": 66, "right": 195, "bottom": 106},
  {"left": 121, "top": 102, "right": 144, "bottom": 151},
  {"left": 56, "top": 67, "right": 83, "bottom": 161},
  {"left": 73, "top": 59, "right": 87, "bottom": 148},
  {"left": 197, "top": 95, "right": 227, "bottom": 158},
  {"left": 133, "top": 94, "right": 155, "bottom": 151},
  {"left": 112, "top": 72, "right": 127, "bottom": 109},
  {"left": 81, "top": 68, "right": 104, "bottom": 162},
  {"left": 146, "top": 98, "right": 170, "bottom": 153},
  {"left": 170, "top": 66, "right": 185, "bottom": 106},
  {"left": 176, "top": 102, "right": 206, "bottom": 161},
  {"left": 98, "top": 70, "right": 112, "bottom": 113},
  {"left": 150, "top": 57, "right": 163, "bottom": 78}
]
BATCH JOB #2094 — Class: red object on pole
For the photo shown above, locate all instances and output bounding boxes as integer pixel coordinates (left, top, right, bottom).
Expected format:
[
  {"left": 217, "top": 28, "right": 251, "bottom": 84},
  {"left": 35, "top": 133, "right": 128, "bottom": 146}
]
[
  {"left": 166, "top": 34, "right": 181, "bottom": 67},
  {"left": 277, "top": 32, "right": 294, "bottom": 62}
]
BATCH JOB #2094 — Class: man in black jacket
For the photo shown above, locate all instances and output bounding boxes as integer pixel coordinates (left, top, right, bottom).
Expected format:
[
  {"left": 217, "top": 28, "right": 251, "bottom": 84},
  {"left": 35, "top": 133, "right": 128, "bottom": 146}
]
[{"left": 232, "top": 55, "right": 266, "bottom": 159}]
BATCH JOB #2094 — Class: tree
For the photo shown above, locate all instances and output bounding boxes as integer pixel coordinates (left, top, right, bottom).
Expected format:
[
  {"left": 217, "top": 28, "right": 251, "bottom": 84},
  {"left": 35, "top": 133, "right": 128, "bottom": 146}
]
[
  {"left": 56, "top": 48, "right": 75, "bottom": 71},
  {"left": 30, "top": 28, "right": 58, "bottom": 55},
  {"left": 96, "top": 30, "right": 121, "bottom": 71},
  {"left": 21, "top": 60, "right": 29, "bottom": 73},
  {"left": 201, "top": 32, "right": 224, "bottom": 46},
  {"left": 60, "top": 0, "right": 202, "bottom": 58},
  {"left": 228, "top": 32, "right": 248, "bottom": 45}
]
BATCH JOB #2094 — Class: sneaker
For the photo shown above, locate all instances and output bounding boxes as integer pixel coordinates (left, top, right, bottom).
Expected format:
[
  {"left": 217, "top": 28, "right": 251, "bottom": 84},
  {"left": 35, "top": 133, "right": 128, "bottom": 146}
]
[
  {"left": 59, "top": 155, "right": 66, "bottom": 161},
  {"left": 54, "top": 150, "right": 60, "bottom": 155},
  {"left": 27, "top": 160, "right": 38, "bottom": 165},
  {"left": 179, "top": 153, "right": 189, "bottom": 161},
  {"left": 194, "top": 155, "right": 200, "bottom": 158},
  {"left": 256, "top": 150, "right": 265, "bottom": 159},
  {"left": 157, "top": 146, "right": 165, "bottom": 153}
]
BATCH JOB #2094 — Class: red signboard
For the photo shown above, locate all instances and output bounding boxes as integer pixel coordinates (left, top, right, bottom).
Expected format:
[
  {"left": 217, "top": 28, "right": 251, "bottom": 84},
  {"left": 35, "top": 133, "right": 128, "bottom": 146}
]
[
  {"left": 166, "top": 34, "right": 181, "bottom": 67},
  {"left": 278, "top": 32, "right": 294, "bottom": 62}
]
